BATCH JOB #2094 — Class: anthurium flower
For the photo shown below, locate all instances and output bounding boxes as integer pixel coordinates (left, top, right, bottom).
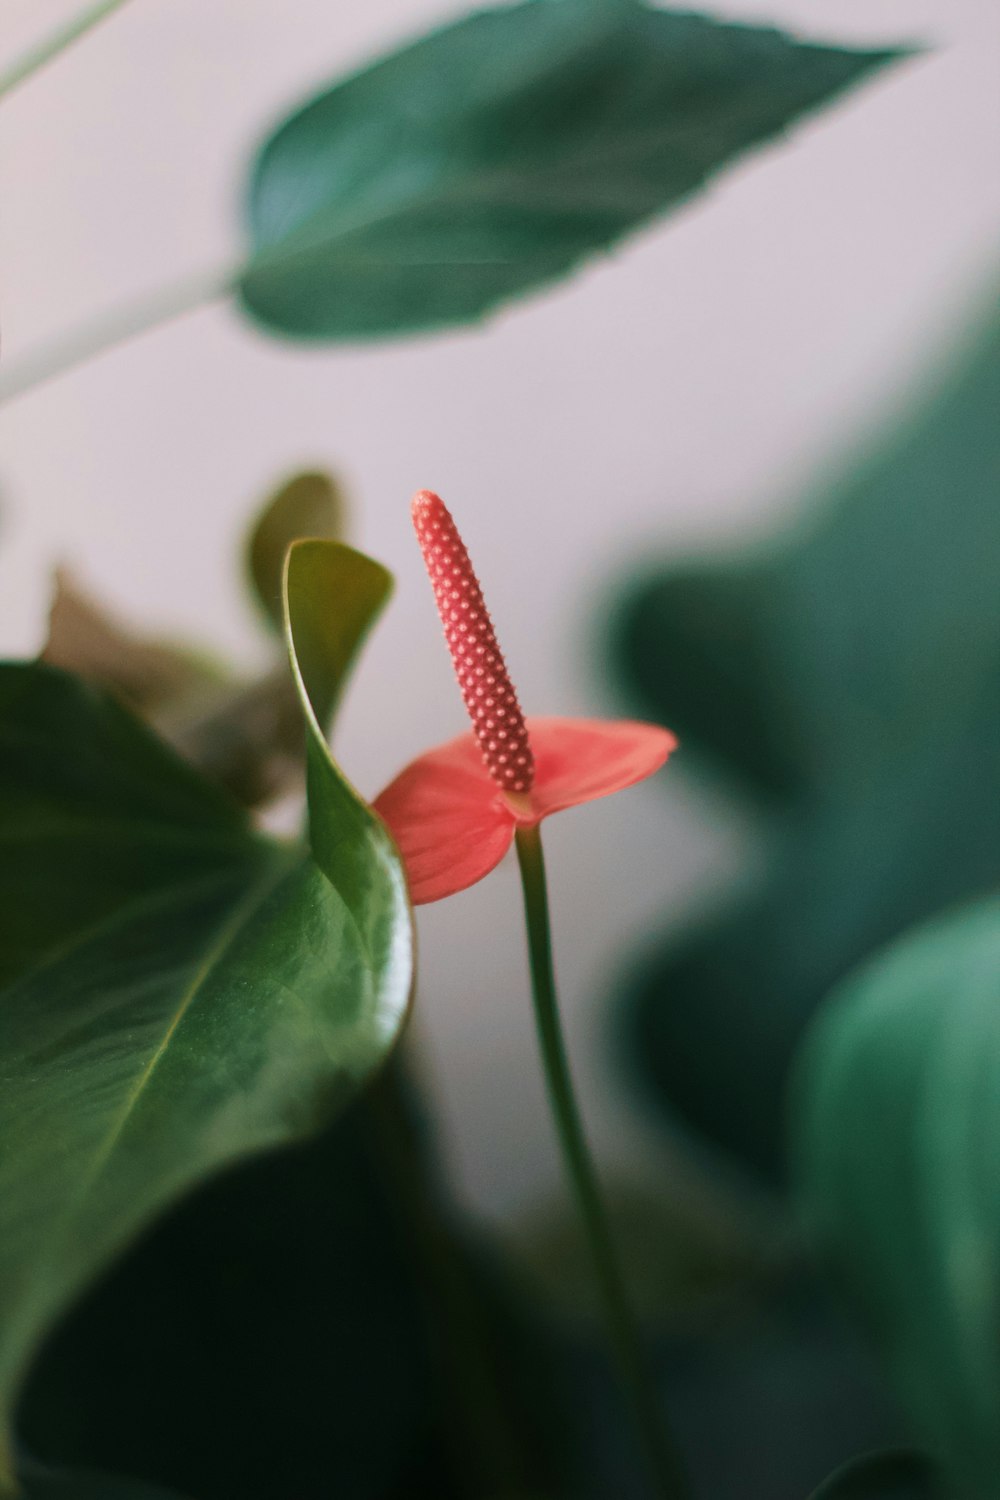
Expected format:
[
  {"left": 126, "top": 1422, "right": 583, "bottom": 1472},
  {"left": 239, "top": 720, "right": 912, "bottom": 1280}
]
[{"left": 374, "top": 491, "right": 676, "bottom": 904}]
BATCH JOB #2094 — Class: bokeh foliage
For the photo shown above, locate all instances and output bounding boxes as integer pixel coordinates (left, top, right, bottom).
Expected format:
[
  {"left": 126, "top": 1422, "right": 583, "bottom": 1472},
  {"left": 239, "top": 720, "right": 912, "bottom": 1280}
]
[{"left": 610, "top": 291, "right": 1000, "bottom": 1181}]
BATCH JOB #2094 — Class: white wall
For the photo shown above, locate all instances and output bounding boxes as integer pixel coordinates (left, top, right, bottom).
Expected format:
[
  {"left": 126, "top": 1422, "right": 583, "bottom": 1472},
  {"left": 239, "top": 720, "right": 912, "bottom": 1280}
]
[{"left": 2, "top": 0, "right": 998, "bottom": 1222}]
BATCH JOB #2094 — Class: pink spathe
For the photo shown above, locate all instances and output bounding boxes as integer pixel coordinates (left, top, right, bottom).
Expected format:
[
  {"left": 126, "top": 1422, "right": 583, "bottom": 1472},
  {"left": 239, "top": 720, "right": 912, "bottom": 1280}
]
[{"left": 374, "top": 493, "right": 677, "bottom": 904}]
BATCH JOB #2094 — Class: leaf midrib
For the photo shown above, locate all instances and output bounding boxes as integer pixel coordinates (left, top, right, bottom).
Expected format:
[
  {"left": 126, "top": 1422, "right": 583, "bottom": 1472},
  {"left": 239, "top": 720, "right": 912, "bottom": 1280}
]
[{"left": 69, "top": 849, "right": 298, "bottom": 1203}]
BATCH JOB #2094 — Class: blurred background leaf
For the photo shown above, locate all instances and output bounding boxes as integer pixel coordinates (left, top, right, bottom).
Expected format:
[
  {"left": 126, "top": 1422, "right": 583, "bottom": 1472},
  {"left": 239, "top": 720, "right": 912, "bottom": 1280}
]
[
  {"left": 805, "top": 1449, "right": 938, "bottom": 1500},
  {"left": 791, "top": 898, "right": 1000, "bottom": 1500},
  {"left": 608, "top": 284, "right": 1000, "bottom": 1182},
  {"left": 20, "top": 1462, "right": 194, "bottom": 1500},
  {"left": 40, "top": 467, "right": 352, "bottom": 810},
  {"left": 240, "top": 0, "right": 899, "bottom": 339},
  {"left": 247, "top": 470, "right": 346, "bottom": 632},
  {"left": 41, "top": 568, "right": 226, "bottom": 721},
  {"left": 39, "top": 567, "right": 299, "bottom": 810}
]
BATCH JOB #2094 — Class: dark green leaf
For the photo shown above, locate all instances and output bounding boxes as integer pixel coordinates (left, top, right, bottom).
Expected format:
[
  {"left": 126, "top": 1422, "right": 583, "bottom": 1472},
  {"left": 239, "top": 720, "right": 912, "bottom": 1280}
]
[
  {"left": 17, "top": 1090, "right": 443, "bottom": 1500},
  {"left": 247, "top": 471, "right": 346, "bottom": 631},
  {"left": 20, "top": 1462, "right": 193, "bottom": 1500},
  {"left": 791, "top": 899, "right": 1000, "bottom": 1500},
  {"left": 805, "top": 1449, "right": 937, "bottom": 1499},
  {"left": 610, "top": 559, "right": 807, "bottom": 805},
  {"left": 0, "top": 543, "right": 411, "bottom": 1466},
  {"left": 609, "top": 286, "right": 1000, "bottom": 1181},
  {"left": 240, "top": 0, "right": 899, "bottom": 338}
]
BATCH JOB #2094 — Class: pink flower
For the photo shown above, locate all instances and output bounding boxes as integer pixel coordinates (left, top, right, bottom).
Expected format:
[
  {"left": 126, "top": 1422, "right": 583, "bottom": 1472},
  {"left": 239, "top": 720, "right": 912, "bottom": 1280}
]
[{"left": 374, "top": 492, "right": 677, "bottom": 904}]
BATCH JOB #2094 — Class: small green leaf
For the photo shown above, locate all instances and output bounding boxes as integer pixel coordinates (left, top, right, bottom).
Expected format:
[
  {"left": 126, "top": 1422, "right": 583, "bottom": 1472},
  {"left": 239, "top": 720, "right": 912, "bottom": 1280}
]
[
  {"left": 0, "top": 543, "right": 411, "bottom": 1462},
  {"left": 791, "top": 899, "right": 1000, "bottom": 1499},
  {"left": 247, "top": 471, "right": 346, "bottom": 631},
  {"left": 805, "top": 1449, "right": 937, "bottom": 1499},
  {"left": 240, "top": 0, "right": 899, "bottom": 338}
]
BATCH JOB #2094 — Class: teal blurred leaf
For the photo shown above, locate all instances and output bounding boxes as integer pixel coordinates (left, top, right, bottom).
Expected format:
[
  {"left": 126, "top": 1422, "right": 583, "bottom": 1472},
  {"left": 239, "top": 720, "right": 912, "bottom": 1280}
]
[
  {"left": 241, "top": 0, "right": 899, "bottom": 338},
  {"left": 0, "top": 543, "right": 411, "bottom": 1462},
  {"left": 610, "top": 288, "right": 1000, "bottom": 1180},
  {"left": 792, "top": 900, "right": 1000, "bottom": 1500}
]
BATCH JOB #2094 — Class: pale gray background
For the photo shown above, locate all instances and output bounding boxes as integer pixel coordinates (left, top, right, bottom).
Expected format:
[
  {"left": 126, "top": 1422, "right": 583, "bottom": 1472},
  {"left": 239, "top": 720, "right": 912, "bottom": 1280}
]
[{"left": 2, "top": 0, "right": 998, "bottom": 1223}]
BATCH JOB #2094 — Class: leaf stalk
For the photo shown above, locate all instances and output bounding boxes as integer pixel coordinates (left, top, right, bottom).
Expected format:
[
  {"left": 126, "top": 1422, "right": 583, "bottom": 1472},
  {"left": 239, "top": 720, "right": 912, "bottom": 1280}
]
[{"left": 0, "top": 0, "right": 138, "bottom": 102}]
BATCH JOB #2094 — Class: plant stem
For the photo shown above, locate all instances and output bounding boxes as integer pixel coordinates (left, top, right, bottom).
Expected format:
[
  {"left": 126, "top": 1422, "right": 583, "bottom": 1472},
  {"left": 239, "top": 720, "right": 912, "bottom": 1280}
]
[
  {"left": 514, "top": 822, "right": 689, "bottom": 1500},
  {"left": 0, "top": 0, "right": 138, "bottom": 101},
  {"left": 0, "top": 1427, "right": 18, "bottom": 1499},
  {"left": 0, "top": 258, "right": 242, "bottom": 406}
]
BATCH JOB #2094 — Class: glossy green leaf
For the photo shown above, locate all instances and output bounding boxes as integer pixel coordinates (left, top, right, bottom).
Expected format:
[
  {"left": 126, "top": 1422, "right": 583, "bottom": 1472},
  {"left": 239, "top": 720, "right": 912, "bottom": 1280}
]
[
  {"left": 247, "top": 471, "right": 346, "bottom": 631},
  {"left": 805, "top": 1450, "right": 937, "bottom": 1500},
  {"left": 609, "top": 286, "right": 1000, "bottom": 1181},
  {"left": 240, "top": 0, "right": 898, "bottom": 338},
  {"left": 0, "top": 542, "right": 411, "bottom": 1475},
  {"left": 791, "top": 899, "right": 1000, "bottom": 1499}
]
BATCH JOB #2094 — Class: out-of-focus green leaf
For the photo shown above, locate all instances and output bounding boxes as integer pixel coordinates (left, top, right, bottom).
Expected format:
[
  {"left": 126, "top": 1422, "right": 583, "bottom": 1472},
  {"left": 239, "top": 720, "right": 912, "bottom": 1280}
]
[
  {"left": 612, "top": 561, "right": 806, "bottom": 805},
  {"left": 0, "top": 543, "right": 411, "bottom": 1465},
  {"left": 240, "top": 0, "right": 899, "bottom": 338},
  {"left": 610, "top": 287, "right": 1000, "bottom": 1181},
  {"left": 39, "top": 567, "right": 300, "bottom": 809},
  {"left": 40, "top": 568, "right": 225, "bottom": 720},
  {"left": 791, "top": 900, "right": 1000, "bottom": 1499},
  {"left": 247, "top": 471, "right": 346, "bottom": 630},
  {"left": 513, "top": 1175, "right": 785, "bottom": 1330},
  {"left": 20, "top": 1463, "right": 193, "bottom": 1500},
  {"left": 162, "top": 669, "right": 305, "bottom": 809},
  {"left": 805, "top": 1449, "right": 937, "bottom": 1499}
]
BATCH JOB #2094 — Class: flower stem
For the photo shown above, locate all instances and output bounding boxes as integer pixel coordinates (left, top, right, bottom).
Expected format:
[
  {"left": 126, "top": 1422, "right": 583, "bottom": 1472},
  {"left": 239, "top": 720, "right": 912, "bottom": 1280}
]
[
  {"left": 514, "top": 823, "right": 689, "bottom": 1500},
  {"left": 0, "top": 1428, "right": 17, "bottom": 1498},
  {"left": 0, "top": 0, "right": 138, "bottom": 101}
]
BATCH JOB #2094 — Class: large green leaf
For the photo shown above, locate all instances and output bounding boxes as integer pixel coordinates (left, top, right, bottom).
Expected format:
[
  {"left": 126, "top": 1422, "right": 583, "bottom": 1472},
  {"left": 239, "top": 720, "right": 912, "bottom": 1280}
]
[
  {"left": 0, "top": 542, "right": 412, "bottom": 1488},
  {"left": 791, "top": 899, "right": 1000, "bottom": 1499},
  {"left": 609, "top": 286, "right": 1000, "bottom": 1181},
  {"left": 240, "top": 0, "right": 898, "bottom": 338}
]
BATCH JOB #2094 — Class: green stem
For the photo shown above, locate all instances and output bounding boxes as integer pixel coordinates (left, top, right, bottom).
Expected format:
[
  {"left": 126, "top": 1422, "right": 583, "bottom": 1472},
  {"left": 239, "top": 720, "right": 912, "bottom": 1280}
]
[
  {"left": 0, "top": 258, "right": 241, "bottom": 406},
  {"left": 0, "top": 0, "right": 138, "bottom": 101},
  {"left": 514, "top": 823, "right": 689, "bottom": 1500},
  {"left": 0, "top": 1427, "right": 18, "bottom": 1498}
]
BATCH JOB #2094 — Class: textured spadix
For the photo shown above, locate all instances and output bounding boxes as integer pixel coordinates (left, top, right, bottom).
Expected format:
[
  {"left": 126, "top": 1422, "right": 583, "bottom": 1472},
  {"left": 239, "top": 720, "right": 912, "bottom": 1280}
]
[
  {"left": 373, "top": 491, "right": 677, "bottom": 903},
  {"left": 411, "top": 491, "right": 534, "bottom": 794}
]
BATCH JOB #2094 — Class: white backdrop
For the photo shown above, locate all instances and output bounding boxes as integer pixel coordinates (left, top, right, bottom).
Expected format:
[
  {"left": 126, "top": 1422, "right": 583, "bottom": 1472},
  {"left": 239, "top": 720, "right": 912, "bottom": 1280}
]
[{"left": 2, "top": 0, "right": 998, "bottom": 1221}]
